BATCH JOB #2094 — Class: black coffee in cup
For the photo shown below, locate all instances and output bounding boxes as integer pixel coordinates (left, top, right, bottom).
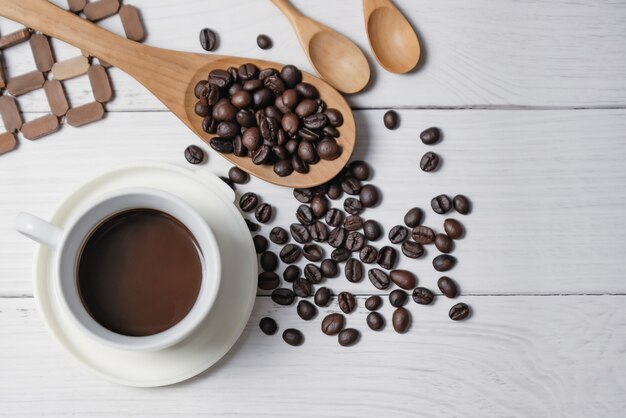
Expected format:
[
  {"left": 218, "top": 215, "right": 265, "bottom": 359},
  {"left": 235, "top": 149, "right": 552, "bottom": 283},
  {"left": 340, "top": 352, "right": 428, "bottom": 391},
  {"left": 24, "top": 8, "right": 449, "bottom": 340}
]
[{"left": 77, "top": 209, "right": 202, "bottom": 337}]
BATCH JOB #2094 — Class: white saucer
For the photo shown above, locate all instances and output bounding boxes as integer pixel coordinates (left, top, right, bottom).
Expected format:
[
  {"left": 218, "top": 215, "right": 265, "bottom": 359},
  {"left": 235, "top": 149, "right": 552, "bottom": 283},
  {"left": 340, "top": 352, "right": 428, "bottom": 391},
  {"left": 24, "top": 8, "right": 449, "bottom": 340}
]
[{"left": 32, "top": 163, "right": 257, "bottom": 387}]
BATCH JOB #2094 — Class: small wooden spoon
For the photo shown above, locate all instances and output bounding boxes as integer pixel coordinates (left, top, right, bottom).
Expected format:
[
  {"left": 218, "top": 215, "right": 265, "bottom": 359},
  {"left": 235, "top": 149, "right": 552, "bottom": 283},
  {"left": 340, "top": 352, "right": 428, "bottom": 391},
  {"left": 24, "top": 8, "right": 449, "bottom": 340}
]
[
  {"left": 0, "top": 0, "right": 355, "bottom": 188},
  {"left": 271, "top": 0, "right": 370, "bottom": 94},
  {"left": 363, "top": 0, "right": 421, "bottom": 73}
]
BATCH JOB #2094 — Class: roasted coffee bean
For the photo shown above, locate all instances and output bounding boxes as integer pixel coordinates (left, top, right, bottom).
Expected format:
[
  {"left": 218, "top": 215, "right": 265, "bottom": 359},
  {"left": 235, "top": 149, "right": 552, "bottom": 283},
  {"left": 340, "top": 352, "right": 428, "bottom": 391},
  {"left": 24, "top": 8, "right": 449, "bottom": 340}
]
[
  {"left": 345, "top": 231, "right": 366, "bottom": 252},
  {"left": 259, "top": 68, "right": 278, "bottom": 80},
  {"left": 264, "top": 74, "right": 285, "bottom": 96},
  {"left": 368, "top": 268, "right": 390, "bottom": 290},
  {"left": 420, "top": 127, "right": 441, "bottom": 145},
  {"left": 272, "top": 288, "right": 295, "bottom": 305},
  {"left": 184, "top": 145, "right": 204, "bottom": 164},
  {"left": 320, "top": 259, "right": 338, "bottom": 278},
  {"left": 314, "top": 286, "right": 331, "bottom": 307},
  {"left": 246, "top": 219, "right": 260, "bottom": 231},
  {"left": 420, "top": 151, "right": 440, "bottom": 172},
  {"left": 283, "top": 265, "right": 301, "bottom": 283},
  {"left": 243, "top": 79, "right": 263, "bottom": 91},
  {"left": 290, "top": 223, "right": 310, "bottom": 244},
  {"left": 310, "top": 195, "right": 329, "bottom": 218},
  {"left": 359, "top": 184, "right": 379, "bottom": 208},
  {"left": 260, "top": 251, "right": 278, "bottom": 271},
  {"left": 383, "top": 110, "right": 399, "bottom": 130},
  {"left": 280, "top": 112, "right": 299, "bottom": 134},
  {"left": 401, "top": 241, "right": 424, "bottom": 258},
  {"left": 344, "top": 198, "right": 363, "bottom": 215},
  {"left": 299, "top": 127, "right": 323, "bottom": 142},
  {"left": 194, "top": 80, "right": 208, "bottom": 98},
  {"left": 194, "top": 101, "right": 210, "bottom": 117},
  {"left": 389, "top": 289, "right": 408, "bottom": 307},
  {"left": 259, "top": 317, "right": 277, "bottom": 335},
  {"left": 239, "top": 192, "right": 258, "bottom": 212},
  {"left": 274, "top": 159, "right": 293, "bottom": 177},
  {"left": 199, "top": 28, "right": 218, "bottom": 51},
  {"left": 349, "top": 160, "right": 370, "bottom": 181},
  {"left": 212, "top": 98, "right": 237, "bottom": 121},
  {"left": 253, "top": 235, "right": 268, "bottom": 253},
  {"left": 296, "top": 204, "right": 315, "bottom": 226},
  {"left": 453, "top": 194, "right": 471, "bottom": 215},
  {"left": 303, "top": 113, "right": 328, "bottom": 130},
  {"left": 365, "top": 295, "right": 382, "bottom": 311},
  {"left": 210, "top": 137, "right": 234, "bottom": 153},
  {"left": 236, "top": 63, "right": 258, "bottom": 81},
  {"left": 251, "top": 144, "right": 272, "bottom": 165},
  {"left": 258, "top": 271, "right": 280, "bottom": 290},
  {"left": 297, "top": 140, "right": 317, "bottom": 163},
  {"left": 328, "top": 227, "right": 346, "bottom": 248},
  {"left": 344, "top": 258, "right": 363, "bottom": 283},
  {"left": 259, "top": 115, "right": 279, "bottom": 141},
  {"left": 236, "top": 110, "right": 256, "bottom": 129},
  {"left": 282, "top": 328, "right": 303, "bottom": 346},
  {"left": 366, "top": 312, "right": 384, "bottom": 331},
  {"left": 338, "top": 328, "right": 360, "bottom": 347},
  {"left": 412, "top": 226, "right": 435, "bottom": 244},
  {"left": 338, "top": 291, "right": 357, "bottom": 313},
  {"left": 295, "top": 98, "right": 318, "bottom": 118},
  {"left": 325, "top": 108, "right": 344, "bottom": 127},
  {"left": 242, "top": 127, "right": 262, "bottom": 151},
  {"left": 230, "top": 89, "right": 252, "bottom": 109},
  {"left": 269, "top": 227, "right": 289, "bottom": 245},
  {"left": 232, "top": 135, "right": 247, "bottom": 157},
  {"left": 317, "top": 139, "right": 341, "bottom": 160},
  {"left": 388, "top": 225, "right": 409, "bottom": 244},
  {"left": 323, "top": 125, "right": 340, "bottom": 138},
  {"left": 253, "top": 88, "right": 275, "bottom": 109},
  {"left": 412, "top": 287, "right": 434, "bottom": 305},
  {"left": 228, "top": 83, "right": 243, "bottom": 96},
  {"left": 228, "top": 166, "right": 248, "bottom": 184},
  {"left": 327, "top": 181, "right": 343, "bottom": 200},
  {"left": 438, "top": 276, "right": 458, "bottom": 298},
  {"left": 292, "top": 155, "right": 309, "bottom": 174},
  {"left": 297, "top": 300, "right": 316, "bottom": 320},
  {"left": 321, "top": 313, "right": 344, "bottom": 336},
  {"left": 435, "top": 233, "right": 454, "bottom": 253},
  {"left": 201, "top": 82, "right": 220, "bottom": 106},
  {"left": 325, "top": 208, "right": 344, "bottom": 227},
  {"left": 377, "top": 246, "right": 397, "bottom": 270},
  {"left": 304, "top": 263, "right": 323, "bottom": 284},
  {"left": 444, "top": 218, "right": 464, "bottom": 239},
  {"left": 449, "top": 303, "right": 470, "bottom": 320},
  {"left": 392, "top": 307, "right": 410, "bottom": 333},
  {"left": 255, "top": 203, "right": 272, "bottom": 223},
  {"left": 404, "top": 207, "right": 423, "bottom": 228},
  {"left": 344, "top": 215, "right": 363, "bottom": 232},
  {"left": 363, "top": 220, "right": 382, "bottom": 241},
  {"left": 280, "top": 244, "right": 301, "bottom": 263},
  {"left": 389, "top": 269, "right": 416, "bottom": 290},
  {"left": 310, "top": 221, "right": 329, "bottom": 242},
  {"left": 293, "top": 188, "right": 314, "bottom": 203},
  {"left": 359, "top": 245, "right": 378, "bottom": 264},
  {"left": 296, "top": 82, "right": 319, "bottom": 99},
  {"left": 303, "top": 243, "right": 323, "bottom": 262},
  {"left": 256, "top": 34, "right": 272, "bottom": 49},
  {"left": 431, "top": 194, "right": 452, "bottom": 214},
  {"left": 281, "top": 65, "right": 302, "bottom": 88},
  {"left": 293, "top": 277, "right": 313, "bottom": 298},
  {"left": 281, "top": 89, "right": 299, "bottom": 109},
  {"left": 331, "top": 247, "right": 351, "bottom": 263},
  {"left": 202, "top": 115, "right": 217, "bottom": 133},
  {"left": 433, "top": 254, "right": 456, "bottom": 272},
  {"left": 341, "top": 177, "right": 362, "bottom": 195}
]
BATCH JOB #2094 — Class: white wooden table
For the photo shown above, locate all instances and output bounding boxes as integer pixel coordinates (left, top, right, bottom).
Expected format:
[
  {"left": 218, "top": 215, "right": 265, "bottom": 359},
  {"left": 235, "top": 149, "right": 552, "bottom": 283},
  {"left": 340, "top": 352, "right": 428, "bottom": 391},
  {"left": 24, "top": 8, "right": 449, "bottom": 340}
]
[{"left": 1, "top": 1, "right": 626, "bottom": 416}]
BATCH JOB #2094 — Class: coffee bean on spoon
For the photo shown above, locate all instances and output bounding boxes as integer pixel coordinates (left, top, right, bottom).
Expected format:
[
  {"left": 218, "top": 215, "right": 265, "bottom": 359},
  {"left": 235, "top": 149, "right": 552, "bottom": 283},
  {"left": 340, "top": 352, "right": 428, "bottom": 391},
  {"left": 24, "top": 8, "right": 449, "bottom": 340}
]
[
  {"left": 420, "top": 127, "right": 441, "bottom": 145},
  {"left": 274, "top": 159, "right": 294, "bottom": 177},
  {"left": 259, "top": 317, "right": 277, "bottom": 335},
  {"left": 283, "top": 265, "right": 300, "bottom": 283},
  {"left": 449, "top": 303, "right": 470, "bottom": 320},
  {"left": 297, "top": 300, "right": 317, "bottom": 320},
  {"left": 392, "top": 307, "right": 410, "bottom": 333},
  {"left": 433, "top": 254, "right": 456, "bottom": 272},
  {"left": 444, "top": 218, "right": 464, "bottom": 239},
  {"left": 260, "top": 251, "right": 278, "bottom": 271},
  {"left": 293, "top": 277, "right": 313, "bottom": 298},
  {"left": 255, "top": 203, "right": 272, "bottom": 223},
  {"left": 434, "top": 233, "right": 454, "bottom": 253},
  {"left": 389, "top": 289, "right": 408, "bottom": 307},
  {"left": 256, "top": 34, "right": 272, "bottom": 49},
  {"left": 365, "top": 295, "right": 382, "bottom": 311},
  {"left": 412, "top": 287, "right": 434, "bottom": 305},
  {"left": 438, "top": 276, "right": 458, "bottom": 298},
  {"left": 383, "top": 110, "right": 399, "bottom": 130},
  {"left": 281, "top": 65, "right": 302, "bottom": 88},
  {"left": 258, "top": 271, "right": 280, "bottom": 290},
  {"left": 420, "top": 151, "right": 440, "bottom": 172},
  {"left": 401, "top": 241, "right": 424, "bottom": 258},
  {"left": 363, "top": 220, "right": 382, "bottom": 241},
  {"left": 338, "top": 328, "right": 360, "bottom": 347},
  {"left": 272, "top": 288, "right": 295, "bottom": 305},
  {"left": 282, "top": 328, "right": 304, "bottom": 346},
  {"left": 366, "top": 312, "right": 385, "bottom": 331},
  {"left": 314, "top": 287, "right": 332, "bottom": 307},
  {"left": 184, "top": 145, "right": 204, "bottom": 164},
  {"left": 210, "top": 137, "right": 234, "bottom": 153},
  {"left": 290, "top": 223, "right": 310, "bottom": 244},
  {"left": 253, "top": 235, "right": 268, "bottom": 253},
  {"left": 199, "top": 28, "right": 218, "bottom": 51},
  {"left": 321, "top": 313, "right": 345, "bottom": 336},
  {"left": 345, "top": 258, "right": 363, "bottom": 282},
  {"left": 280, "top": 244, "right": 302, "bottom": 263},
  {"left": 320, "top": 259, "right": 338, "bottom": 278},
  {"left": 453, "top": 194, "right": 471, "bottom": 215},
  {"left": 388, "top": 225, "right": 408, "bottom": 244},
  {"left": 431, "top": 194, "right": 452, "bottom": 214},
  {"left": 389, "top": 269, "right": 417, "bottom": 290}
]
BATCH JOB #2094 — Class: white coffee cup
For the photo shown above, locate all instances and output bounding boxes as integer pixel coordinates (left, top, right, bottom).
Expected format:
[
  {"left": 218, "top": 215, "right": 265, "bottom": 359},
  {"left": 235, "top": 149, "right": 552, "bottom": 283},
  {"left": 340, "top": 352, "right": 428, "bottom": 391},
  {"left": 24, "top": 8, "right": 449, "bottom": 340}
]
[{"left": 15, "top": 187, "right": 221, "bottom": 352}]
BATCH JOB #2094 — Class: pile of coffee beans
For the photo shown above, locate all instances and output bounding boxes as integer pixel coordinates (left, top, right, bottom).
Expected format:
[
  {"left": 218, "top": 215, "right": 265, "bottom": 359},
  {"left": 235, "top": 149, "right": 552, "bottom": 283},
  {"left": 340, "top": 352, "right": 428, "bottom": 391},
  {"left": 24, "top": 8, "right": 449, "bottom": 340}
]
[{"left": 193, "top": 62, "right": 344, "bottom": 177}]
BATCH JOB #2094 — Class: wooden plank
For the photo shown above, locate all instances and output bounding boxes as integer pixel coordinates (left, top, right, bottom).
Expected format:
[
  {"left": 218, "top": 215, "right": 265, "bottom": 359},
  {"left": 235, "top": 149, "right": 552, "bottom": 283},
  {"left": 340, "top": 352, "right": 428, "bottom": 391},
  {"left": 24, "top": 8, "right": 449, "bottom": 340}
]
[
  {"left": 0, "top": 295, "right": 624, "bottom": 416},
  {"left": 0, "top": 109, "right": 625, "bottom": 296},
  {"left": 15, "top": 0, "right": 626, "bottom": 110}
]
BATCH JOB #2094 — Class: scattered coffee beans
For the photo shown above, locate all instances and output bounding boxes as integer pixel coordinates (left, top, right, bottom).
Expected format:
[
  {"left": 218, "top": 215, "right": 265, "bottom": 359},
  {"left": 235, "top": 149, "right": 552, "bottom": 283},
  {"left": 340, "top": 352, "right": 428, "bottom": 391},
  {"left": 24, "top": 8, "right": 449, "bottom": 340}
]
[
  {"left": 363, "top": 219, "right": 382, "bottom": 241},
  {"left": 366, "top": 312, "right": 384, "bottom": 330},
  {"left": 388, "top": 225, "right": 409, "bottom": 244},
  {"left": 389, "top": 289, "right": 408, "bottom": 307},
  {"left": 431, "top": 194, "right": 452, "bottom": 214},
  {"left": 383, "top": 110, "right": 399, "bottom": 130},
  {"left": 297, "top": 300, "right": 317, "bottom": 320},
  {"left": 228, "top": 166, "right": 249, "bottom": 184},
  {"left": 314, "top": 287, "right": 331, "bottom": 307},
  {"left": 320, "top": 258, "right": 338, "bottom": 278},
  {"left": 293, "top": 277, "right": 313, "bottom": 298},
  {"left": 255, "top": 203, "right": 272, "bottom": 223},
  {"left": 184, "top": 145, "right": 204, "bottom": 164},
  {"left": 449, "top": 303, "right": 470, "bottom": 320},
  {"left": 302, "top": 243, "right": 323, "bottom": 261},
  {"left": 304, "top": 264, "right": 323, "bottom": 284},
  {"left": 269, "top": 226, "right": 289, "bottom": 244},
  {"left": 338, "top": 291, "right": 357, "bottom": 313},
  {"left": 239, "top": 192, "right": 258, "bottom": 212},
  {"left": 272, "top": 288, "right": 295, "bottom": 305},
  {"left": 420, "top": 127, "right": 441, "bottom": 145},
  {"left": 359, "top": 245, "right": 378, "bottom": 264},
  {"left": 344, "top": 258, "right": 363, "bottom": 282},
  {"left": 256, "top": 34, "right": 272, "bottom": 49},
  {"left": 401, "top": 241, "right": 424, "bottom": 258},
  {"left": 259, "top": 317, "right": 277, "bottom": 335},
  {"left": 282, "top": 328, "right": 304, "bottom": 346},
  {"left": 321, "top": 313, "right": 345, "bottom": 336},
  {"left": 434, "top": 233, "right": 454, "bottom": 253},
  {"left": 338, "top": 328, "right": 360, "bottom": 346},
  {"left": 377, "top": 246, "right": 397, "bottom": 270},
  {"left": 365, "top": 295, "right": 382, "bottom": 311},
  {"left": 290, "top": 223, "right": 310, "bottom": 244},
  {"left": 412, "top": 287, "right": 434, "bottom": 305},
  {"left": 433, "top": 254, "right": 456, "bottom": 272},
  {"left": 253, "top": 235, "right": 268, "bottom": 253},
  {"left": 260, "top": 251, "right": 278, "bottom": 271},
  {"left": 392, "top": 307, "right": 411, "bottom": 333},
  {"left": 404, "top": 207, "right": 423, "bottom": 228},
  {"left": 438, "top": 276, "right": 458, "bottom": 298},
  {"left": 444, "top": 218, "right": 464, "bottom": 239},
  {"left": 411, "top": 226, "right": 435, "bottom": 244},
  {"left": 389, "top": 269, "right": 416, "bottom": 290},
  {"left": 258, "top": 271, "right": 280, "bottom": 290},
  {"left": 420, "top": 151, "right": 440, "bottom": 172},
  {"left": 349, "top": 160, "right": 370, "bottom": 180},
  {"left": 368, "top": 268, "right": 390, "bottom": 290},
  {"left": 325, "top": 208, "right": 344, "bottom": 227},
  {"left": 283, "top": 265, "right": 300, "bottom": 283},
  {"left": 359, "top": 184, "right": 379, "bottom": 207},
  {"left": 280, "top": 244, "right": 301, "bottom": 263},
  {"left": 199, "top": 28, "right": 218, "bottom": 51},
  {"left": 453, "top": 194, "right": 471, "bottom": 215}
]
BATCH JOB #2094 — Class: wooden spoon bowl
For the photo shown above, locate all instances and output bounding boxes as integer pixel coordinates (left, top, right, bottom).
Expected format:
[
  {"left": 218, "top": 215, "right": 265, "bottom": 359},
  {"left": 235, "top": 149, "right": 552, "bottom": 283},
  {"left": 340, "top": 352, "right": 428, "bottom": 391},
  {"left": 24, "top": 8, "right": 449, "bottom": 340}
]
[{"left": 0, "top": 0, "right": 355, "bottom": 188}]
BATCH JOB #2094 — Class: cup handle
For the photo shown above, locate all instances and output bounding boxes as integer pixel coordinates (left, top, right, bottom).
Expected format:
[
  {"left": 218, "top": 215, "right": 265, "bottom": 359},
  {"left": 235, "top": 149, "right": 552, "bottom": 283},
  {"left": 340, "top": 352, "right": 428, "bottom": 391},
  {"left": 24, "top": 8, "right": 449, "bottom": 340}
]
[{"left": 15, "top": 212, "right": 63, "bottom": 248}]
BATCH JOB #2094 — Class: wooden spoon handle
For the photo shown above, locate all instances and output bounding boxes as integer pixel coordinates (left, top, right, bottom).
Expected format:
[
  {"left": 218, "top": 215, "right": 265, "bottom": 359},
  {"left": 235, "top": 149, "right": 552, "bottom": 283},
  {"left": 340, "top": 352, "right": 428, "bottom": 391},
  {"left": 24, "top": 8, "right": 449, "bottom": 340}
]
[
  {"left": 270, "top": 0, "right": 305, "bottom": 24},
  {"left": 0, "top": 0, "right": 142, "bottom": 68}
]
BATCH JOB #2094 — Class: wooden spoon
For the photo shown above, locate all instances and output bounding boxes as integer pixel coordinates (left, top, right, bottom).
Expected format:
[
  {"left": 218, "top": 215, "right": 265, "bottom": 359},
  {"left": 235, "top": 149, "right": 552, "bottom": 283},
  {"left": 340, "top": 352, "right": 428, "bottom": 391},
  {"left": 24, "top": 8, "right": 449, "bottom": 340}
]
[
  {"left": 0, "top": 0, "right": 355, "bottom": 188},
  {"left": 363, "top": 0, "right": 421, "bottom": 73},
  {"left": 271, "top": 0, "right": 370, "bottom": 94}
]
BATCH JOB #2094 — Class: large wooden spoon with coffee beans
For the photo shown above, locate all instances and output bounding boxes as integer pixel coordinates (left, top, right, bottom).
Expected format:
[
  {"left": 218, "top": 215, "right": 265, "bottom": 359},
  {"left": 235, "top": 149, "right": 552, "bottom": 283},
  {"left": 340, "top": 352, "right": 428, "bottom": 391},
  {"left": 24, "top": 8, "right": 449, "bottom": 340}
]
[{"left": 0, "top": 0, "right": 355, "bottom": 188}]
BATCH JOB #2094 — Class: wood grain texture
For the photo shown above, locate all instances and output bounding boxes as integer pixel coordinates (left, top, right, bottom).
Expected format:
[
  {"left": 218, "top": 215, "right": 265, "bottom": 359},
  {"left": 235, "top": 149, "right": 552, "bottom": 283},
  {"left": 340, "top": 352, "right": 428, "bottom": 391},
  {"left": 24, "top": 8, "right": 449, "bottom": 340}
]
[
  {"left": 0, "top": 295, "right": 624, "bottom": 417},
  {"left": 0, "top": 109, "right": 625, "bottom": 296},
  {"left": 3, "top": 0, "right": 622, "bottom": 110}
]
